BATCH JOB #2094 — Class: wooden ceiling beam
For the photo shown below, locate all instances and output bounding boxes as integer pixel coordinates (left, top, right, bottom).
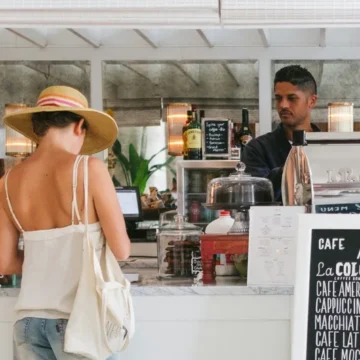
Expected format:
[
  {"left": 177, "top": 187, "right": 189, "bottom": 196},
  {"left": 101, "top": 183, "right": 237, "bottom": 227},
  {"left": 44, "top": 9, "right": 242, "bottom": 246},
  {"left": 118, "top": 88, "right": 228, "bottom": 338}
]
[
  {"left": 5, "top": 28, "right": 46, "bottom": 48},
  {"left": 222, "top": 63, "right": 240, "bottom": 87},
  {"left": 196, "top": 29, "right": 213, "bottom": 48},
  {"left": 67, "top": 29, "right": 100, "bottom": 48},
  {"left": 133, "top": 29, "right": 158, "bottom": 49},
  {"left": 258, "top": 29, "right": 270, "bottom": 48}
]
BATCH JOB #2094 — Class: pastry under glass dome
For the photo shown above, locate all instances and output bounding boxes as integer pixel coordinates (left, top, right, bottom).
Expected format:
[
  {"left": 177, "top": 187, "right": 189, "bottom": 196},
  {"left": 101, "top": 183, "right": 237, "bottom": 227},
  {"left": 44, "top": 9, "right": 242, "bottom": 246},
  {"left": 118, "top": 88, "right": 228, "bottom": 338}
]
[{"left": 203, "top": 162, "right": 275, "bottom": 234}]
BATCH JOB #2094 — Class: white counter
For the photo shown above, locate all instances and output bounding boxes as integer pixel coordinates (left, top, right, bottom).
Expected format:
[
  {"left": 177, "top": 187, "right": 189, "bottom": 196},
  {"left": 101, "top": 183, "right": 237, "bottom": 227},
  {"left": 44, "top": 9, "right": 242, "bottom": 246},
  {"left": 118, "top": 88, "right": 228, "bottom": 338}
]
[{"left": 0, "top": 259, "right": 293, "bottom": 360}]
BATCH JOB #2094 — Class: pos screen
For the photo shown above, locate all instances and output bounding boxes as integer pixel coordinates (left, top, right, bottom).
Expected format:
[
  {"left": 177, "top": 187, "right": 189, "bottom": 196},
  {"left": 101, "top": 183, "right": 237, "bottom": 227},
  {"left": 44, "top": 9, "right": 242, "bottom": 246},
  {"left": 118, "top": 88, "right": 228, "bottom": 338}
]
[{"left": 115, "top": 186, "right": 143, "bottom": 221}]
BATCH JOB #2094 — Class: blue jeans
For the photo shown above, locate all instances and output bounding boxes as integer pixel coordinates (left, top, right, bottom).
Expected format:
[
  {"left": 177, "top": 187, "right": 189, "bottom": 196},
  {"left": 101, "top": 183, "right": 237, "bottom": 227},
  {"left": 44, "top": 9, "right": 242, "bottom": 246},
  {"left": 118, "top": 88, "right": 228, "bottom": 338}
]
[{"left": 14, "top": 318, "right": 120, "bottom": 360}]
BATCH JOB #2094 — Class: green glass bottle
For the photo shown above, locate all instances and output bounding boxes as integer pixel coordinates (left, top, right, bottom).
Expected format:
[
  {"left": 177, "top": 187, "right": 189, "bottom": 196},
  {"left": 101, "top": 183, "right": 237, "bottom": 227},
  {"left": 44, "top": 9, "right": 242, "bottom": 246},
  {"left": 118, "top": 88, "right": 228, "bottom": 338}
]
[
  {"left": 238, "top": 108, "right": 253, "bottom": 159},
  {"left": 182, "top": 110, "right": 193, "bottom": 160},
  {"left": 186, "top": 109, "right": 202, "bottom": 160}
]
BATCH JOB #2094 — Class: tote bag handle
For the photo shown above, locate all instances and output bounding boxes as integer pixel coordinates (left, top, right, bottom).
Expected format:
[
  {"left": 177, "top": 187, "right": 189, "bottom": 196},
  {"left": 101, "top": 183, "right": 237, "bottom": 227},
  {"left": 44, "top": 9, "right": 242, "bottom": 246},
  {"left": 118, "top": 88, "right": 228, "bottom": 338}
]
[{"left": 83, "top": 156, "right": 131, "bottom": 353}]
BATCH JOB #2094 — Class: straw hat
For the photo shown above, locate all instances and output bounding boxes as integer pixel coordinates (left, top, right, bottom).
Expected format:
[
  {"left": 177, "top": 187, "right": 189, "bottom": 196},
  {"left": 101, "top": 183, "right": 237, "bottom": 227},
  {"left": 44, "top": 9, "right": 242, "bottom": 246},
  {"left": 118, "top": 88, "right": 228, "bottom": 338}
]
[{"left": 3, "top": 86, "right": 118, "bottom": 155}]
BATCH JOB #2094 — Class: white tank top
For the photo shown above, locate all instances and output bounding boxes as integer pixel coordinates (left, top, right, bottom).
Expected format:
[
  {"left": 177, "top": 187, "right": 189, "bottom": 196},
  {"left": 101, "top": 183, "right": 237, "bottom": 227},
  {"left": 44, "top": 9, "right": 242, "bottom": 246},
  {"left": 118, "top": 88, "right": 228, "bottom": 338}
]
[{"left": 5, "top": 155, "right": 105, "bottom": 321}]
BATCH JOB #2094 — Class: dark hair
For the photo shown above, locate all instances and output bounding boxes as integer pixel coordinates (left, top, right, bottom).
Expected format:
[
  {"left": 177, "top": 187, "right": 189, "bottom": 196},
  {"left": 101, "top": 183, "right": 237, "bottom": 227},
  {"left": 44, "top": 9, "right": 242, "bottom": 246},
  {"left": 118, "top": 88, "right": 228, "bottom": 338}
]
[
  {"left": 274, "top": 65, "right": 317, "bottom": 95},
  {"left": 31, "top": 111, "right": 89, "bottom": 137}
]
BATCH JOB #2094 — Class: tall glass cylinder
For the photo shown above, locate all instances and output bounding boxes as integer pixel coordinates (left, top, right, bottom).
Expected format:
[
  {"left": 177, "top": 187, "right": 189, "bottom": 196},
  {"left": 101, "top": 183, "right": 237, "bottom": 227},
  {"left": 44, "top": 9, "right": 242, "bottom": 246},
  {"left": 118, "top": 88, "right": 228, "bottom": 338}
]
[
  {"left": 328, "top": 102, "right": 354, "bottom": 132},
  {"left": 166, "top": 103, "right": 191, "bottom": 156}
]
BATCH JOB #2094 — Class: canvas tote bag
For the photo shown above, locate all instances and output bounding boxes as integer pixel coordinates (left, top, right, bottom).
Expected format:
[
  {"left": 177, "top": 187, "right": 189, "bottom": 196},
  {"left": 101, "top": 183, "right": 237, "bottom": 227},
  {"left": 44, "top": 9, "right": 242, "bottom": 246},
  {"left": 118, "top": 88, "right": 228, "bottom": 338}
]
[{"left": 64, "top": 156, "right": 135, "bottom": 360}]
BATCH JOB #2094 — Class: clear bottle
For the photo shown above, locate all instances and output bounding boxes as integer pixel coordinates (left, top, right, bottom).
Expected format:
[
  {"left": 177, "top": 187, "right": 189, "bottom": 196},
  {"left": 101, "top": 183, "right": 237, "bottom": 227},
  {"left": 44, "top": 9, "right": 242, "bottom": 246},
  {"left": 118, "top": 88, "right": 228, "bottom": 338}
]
[{"left": 281, "top": 130, "right": 313, "bottom": 212}]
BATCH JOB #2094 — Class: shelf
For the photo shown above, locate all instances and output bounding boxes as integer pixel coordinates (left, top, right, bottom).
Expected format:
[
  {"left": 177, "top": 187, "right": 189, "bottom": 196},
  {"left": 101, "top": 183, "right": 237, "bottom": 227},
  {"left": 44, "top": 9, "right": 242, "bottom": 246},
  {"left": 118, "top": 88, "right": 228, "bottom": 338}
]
[{"left": 186, "top": 193, "right": 207, "bottom": 196}]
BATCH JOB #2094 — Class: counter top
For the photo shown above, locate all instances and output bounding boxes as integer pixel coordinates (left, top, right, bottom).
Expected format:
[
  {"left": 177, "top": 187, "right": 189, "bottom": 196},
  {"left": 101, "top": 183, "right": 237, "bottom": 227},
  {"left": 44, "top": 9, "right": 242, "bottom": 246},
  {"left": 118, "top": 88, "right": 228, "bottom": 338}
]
[{"left": 0, "top": 258, "right": 294, "bottom": 297}]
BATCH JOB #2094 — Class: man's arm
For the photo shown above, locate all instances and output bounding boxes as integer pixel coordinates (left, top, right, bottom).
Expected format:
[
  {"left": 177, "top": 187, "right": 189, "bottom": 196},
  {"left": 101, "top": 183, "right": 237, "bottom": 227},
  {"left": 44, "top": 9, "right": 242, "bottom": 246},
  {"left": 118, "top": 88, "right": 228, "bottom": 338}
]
[{"left": 241, "top": 142, "right": 283, "bottom": 201}]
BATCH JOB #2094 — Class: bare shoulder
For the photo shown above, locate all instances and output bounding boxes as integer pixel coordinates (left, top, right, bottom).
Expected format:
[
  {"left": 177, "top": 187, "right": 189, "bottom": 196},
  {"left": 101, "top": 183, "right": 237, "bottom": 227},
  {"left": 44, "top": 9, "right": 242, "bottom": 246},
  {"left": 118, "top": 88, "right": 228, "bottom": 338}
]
[
  {"left": 87, "top": 156, "right": 113, "bottom": 190},
  {"left": 87, "top": 156, "right": 109, "bottom": 176}
]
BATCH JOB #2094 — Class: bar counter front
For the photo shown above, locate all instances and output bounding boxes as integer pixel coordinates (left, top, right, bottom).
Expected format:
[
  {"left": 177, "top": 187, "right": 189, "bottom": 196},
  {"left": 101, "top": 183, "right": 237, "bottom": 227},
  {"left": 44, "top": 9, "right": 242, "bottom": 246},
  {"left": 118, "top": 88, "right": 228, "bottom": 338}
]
[{"left": 0, "top": 257, "right": 293, "bottom": 360}]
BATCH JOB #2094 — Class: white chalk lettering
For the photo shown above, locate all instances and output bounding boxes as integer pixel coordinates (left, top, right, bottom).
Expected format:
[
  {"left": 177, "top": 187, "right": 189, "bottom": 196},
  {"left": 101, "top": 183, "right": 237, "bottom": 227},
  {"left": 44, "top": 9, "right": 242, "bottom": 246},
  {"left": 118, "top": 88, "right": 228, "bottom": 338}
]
[
  {"left": 317, "top": 262, "right": 334, "bottom": 277},
  {"left": 319, "top": 237, "right": 345, "bottom": 250},
  {"left": 336, "top": 262, "right": 360, "bottom": 277},
  {"left": 317, "top": 280, "right": 338, "bottom": 297}
]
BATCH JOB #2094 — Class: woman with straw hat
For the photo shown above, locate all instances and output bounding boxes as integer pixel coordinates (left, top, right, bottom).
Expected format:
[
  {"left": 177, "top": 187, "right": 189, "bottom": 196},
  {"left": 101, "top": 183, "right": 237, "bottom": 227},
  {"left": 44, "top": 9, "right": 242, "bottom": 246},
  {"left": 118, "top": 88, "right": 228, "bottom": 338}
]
[{"left": 0, "top": 86, "right": 130, "bottom": 359}]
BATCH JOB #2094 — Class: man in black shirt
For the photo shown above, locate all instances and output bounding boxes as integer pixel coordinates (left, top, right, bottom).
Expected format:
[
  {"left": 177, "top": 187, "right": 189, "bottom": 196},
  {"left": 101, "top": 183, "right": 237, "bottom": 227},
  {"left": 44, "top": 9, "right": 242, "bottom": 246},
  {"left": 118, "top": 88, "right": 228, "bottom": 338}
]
[{"left": 242, "top": 65, "right": 320, "bottom": 202}]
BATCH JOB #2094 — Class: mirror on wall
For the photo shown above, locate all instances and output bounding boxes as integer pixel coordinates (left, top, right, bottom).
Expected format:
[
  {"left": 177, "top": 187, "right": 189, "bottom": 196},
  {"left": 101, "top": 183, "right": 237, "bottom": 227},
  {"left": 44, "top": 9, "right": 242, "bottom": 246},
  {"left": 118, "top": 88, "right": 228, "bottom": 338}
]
[
  {"left": 0, "top": 61, "right": 91, "bottom": 169},
  {"left": 272, "top": 60, "right": 360, "bottom": 132},
  {"left": 102, "top": 60, "right": 260, "bottom": 193}
]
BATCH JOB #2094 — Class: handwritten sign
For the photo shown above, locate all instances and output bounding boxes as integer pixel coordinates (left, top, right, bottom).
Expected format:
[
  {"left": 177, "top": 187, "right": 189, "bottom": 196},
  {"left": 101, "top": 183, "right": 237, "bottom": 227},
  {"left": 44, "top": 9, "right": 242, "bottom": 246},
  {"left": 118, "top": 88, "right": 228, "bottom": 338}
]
[
  {"left": 202, "top": 118, "right": 231, "bottom": 158},
  {"left": 247, "top": 206, "right": 305, "bottom": 286},
  {"left": 292, "top": 215, "right": 360, "bottom": 360}
]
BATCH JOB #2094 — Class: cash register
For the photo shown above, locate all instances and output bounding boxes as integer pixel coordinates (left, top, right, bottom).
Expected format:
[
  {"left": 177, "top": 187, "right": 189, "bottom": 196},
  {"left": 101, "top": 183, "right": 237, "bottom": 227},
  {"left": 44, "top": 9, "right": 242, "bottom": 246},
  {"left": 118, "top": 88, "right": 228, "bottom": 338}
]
[{"left": 116, "top": 186, "right": 143, "bottom": 223}]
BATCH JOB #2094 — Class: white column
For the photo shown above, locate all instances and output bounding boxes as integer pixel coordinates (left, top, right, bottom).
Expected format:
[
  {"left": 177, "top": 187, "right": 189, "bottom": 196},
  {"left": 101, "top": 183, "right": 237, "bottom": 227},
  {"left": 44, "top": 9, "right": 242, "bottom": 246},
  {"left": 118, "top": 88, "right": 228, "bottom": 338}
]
[
  {"left": 90, "top": 58, "right": 108, "bottom": 161},
  {"left": 258, "top": 58, "right": 273, "bottom": 135}
]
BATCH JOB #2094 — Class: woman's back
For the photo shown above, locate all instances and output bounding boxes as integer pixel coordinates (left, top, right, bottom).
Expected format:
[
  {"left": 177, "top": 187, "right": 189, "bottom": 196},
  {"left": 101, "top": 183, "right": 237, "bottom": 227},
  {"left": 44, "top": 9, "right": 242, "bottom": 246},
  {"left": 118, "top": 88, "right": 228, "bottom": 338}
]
[
  {"left": 6, "top": 155, "right": 103, "bottom": 321},
  {"left": 4, "top": 151, "right": 98, "bottom": 231}
]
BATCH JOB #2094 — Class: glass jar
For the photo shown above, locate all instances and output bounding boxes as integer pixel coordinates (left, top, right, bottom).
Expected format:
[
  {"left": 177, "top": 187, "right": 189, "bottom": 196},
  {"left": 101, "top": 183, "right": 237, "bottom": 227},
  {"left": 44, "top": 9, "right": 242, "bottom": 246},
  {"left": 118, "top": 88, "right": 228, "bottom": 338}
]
[{"left": 158, "top": 214, "right": 202, "bottom": 279}]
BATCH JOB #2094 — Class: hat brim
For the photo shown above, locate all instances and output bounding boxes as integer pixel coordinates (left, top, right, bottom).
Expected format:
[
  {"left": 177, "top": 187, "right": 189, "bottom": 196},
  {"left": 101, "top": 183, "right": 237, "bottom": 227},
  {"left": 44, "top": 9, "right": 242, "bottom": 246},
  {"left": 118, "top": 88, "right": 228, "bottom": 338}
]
[{"left": 3, "top": 106, "right": 118, "bottom": 155}]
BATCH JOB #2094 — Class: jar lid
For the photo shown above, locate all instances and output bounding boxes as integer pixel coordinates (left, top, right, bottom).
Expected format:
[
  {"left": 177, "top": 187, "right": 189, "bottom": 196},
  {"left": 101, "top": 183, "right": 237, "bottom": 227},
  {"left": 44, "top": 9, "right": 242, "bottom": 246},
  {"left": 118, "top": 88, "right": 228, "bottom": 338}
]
[
  {"left": 160, "top": 214, "right": 201, "bottom": 232},
  {"left": 219, "top": 210, "right": 231, "bottom": 216},
  {"left": 223, "top": 162, "right": 271, "bottom": 185}
]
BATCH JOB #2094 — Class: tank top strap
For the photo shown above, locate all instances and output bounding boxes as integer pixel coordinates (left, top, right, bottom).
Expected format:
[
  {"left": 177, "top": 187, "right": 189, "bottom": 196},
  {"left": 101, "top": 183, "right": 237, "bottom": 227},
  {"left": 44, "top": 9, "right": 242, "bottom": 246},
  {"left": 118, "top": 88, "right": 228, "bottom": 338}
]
[
  {"left": 4, "top": 169, "right": 24, "bottom": 233},
  {"left": 71, "top": 155, "right": 85, "bottom": 225}
]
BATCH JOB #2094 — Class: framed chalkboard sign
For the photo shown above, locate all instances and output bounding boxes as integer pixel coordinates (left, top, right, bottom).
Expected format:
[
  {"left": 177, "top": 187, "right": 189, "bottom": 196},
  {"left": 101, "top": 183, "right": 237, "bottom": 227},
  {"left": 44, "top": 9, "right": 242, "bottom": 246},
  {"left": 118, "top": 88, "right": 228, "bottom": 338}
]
[
  {"left": 202, "top": 118, "right": 231, "bottom": 159},
  {"left": 292, "top": 214, "right": 360, "bottom": 360}
]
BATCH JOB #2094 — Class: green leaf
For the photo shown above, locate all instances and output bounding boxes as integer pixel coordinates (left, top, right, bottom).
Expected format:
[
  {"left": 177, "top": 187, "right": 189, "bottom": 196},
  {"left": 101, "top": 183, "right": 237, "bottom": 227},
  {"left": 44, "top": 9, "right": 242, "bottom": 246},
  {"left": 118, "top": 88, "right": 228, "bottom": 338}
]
[
  {"left": 139, "top": 127, "right": 147, "bottom": 159},
  {"left": 148, "top": 147, "right": 167, "bottom": 164},
  {"left": 132, "top": 159, "right": 150, "bottom": 193},
  {"left": 166, "top": 165, "right": 177, "bottom": 177},
  {"left": 129, "top": 144, "right": 142, "bottom": 183},
  {"left": 112, "top": 139, "right": 130, "bottom": 171},
  {"left": 112, "top": 176, "right": 121, "bottom": 187},
  {"left": 112, "top": 138, "right": 122, "bottom": 154},
  {"left": 149, "top": 156, "right": 175, "bottom": 171},
  {"left": 138, "top": 175, "right": 151, "bottom": 194}
]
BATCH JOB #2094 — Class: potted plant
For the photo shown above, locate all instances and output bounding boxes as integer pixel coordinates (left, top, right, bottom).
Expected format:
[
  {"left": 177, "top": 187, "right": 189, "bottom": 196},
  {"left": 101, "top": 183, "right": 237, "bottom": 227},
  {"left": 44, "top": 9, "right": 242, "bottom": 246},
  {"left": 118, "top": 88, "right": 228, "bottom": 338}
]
[{"left": 110, "top": 137, "right": 175, "bottom": 195}]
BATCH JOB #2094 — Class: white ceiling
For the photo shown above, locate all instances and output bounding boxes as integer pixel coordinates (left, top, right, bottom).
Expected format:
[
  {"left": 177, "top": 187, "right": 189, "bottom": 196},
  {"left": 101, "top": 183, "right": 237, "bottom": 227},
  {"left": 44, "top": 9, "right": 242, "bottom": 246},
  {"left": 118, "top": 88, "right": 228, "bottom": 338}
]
[
  {"left": 1, "top": 28, "right": 360, "bottom": 49},
  {"left": 2, "top": 1, "right": 360, "bottom": 49}
]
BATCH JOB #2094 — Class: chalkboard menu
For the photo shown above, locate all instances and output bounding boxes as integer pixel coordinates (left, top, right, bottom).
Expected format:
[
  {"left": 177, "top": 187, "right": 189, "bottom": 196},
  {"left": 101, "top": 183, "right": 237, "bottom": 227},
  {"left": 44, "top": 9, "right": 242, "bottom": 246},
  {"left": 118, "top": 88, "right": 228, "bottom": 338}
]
[
  {"left": 307, "top": 229, "right": 360, "bottom": 360},
  {"left": 202, "top": 119, "right": 231, "bottom": 158}
]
